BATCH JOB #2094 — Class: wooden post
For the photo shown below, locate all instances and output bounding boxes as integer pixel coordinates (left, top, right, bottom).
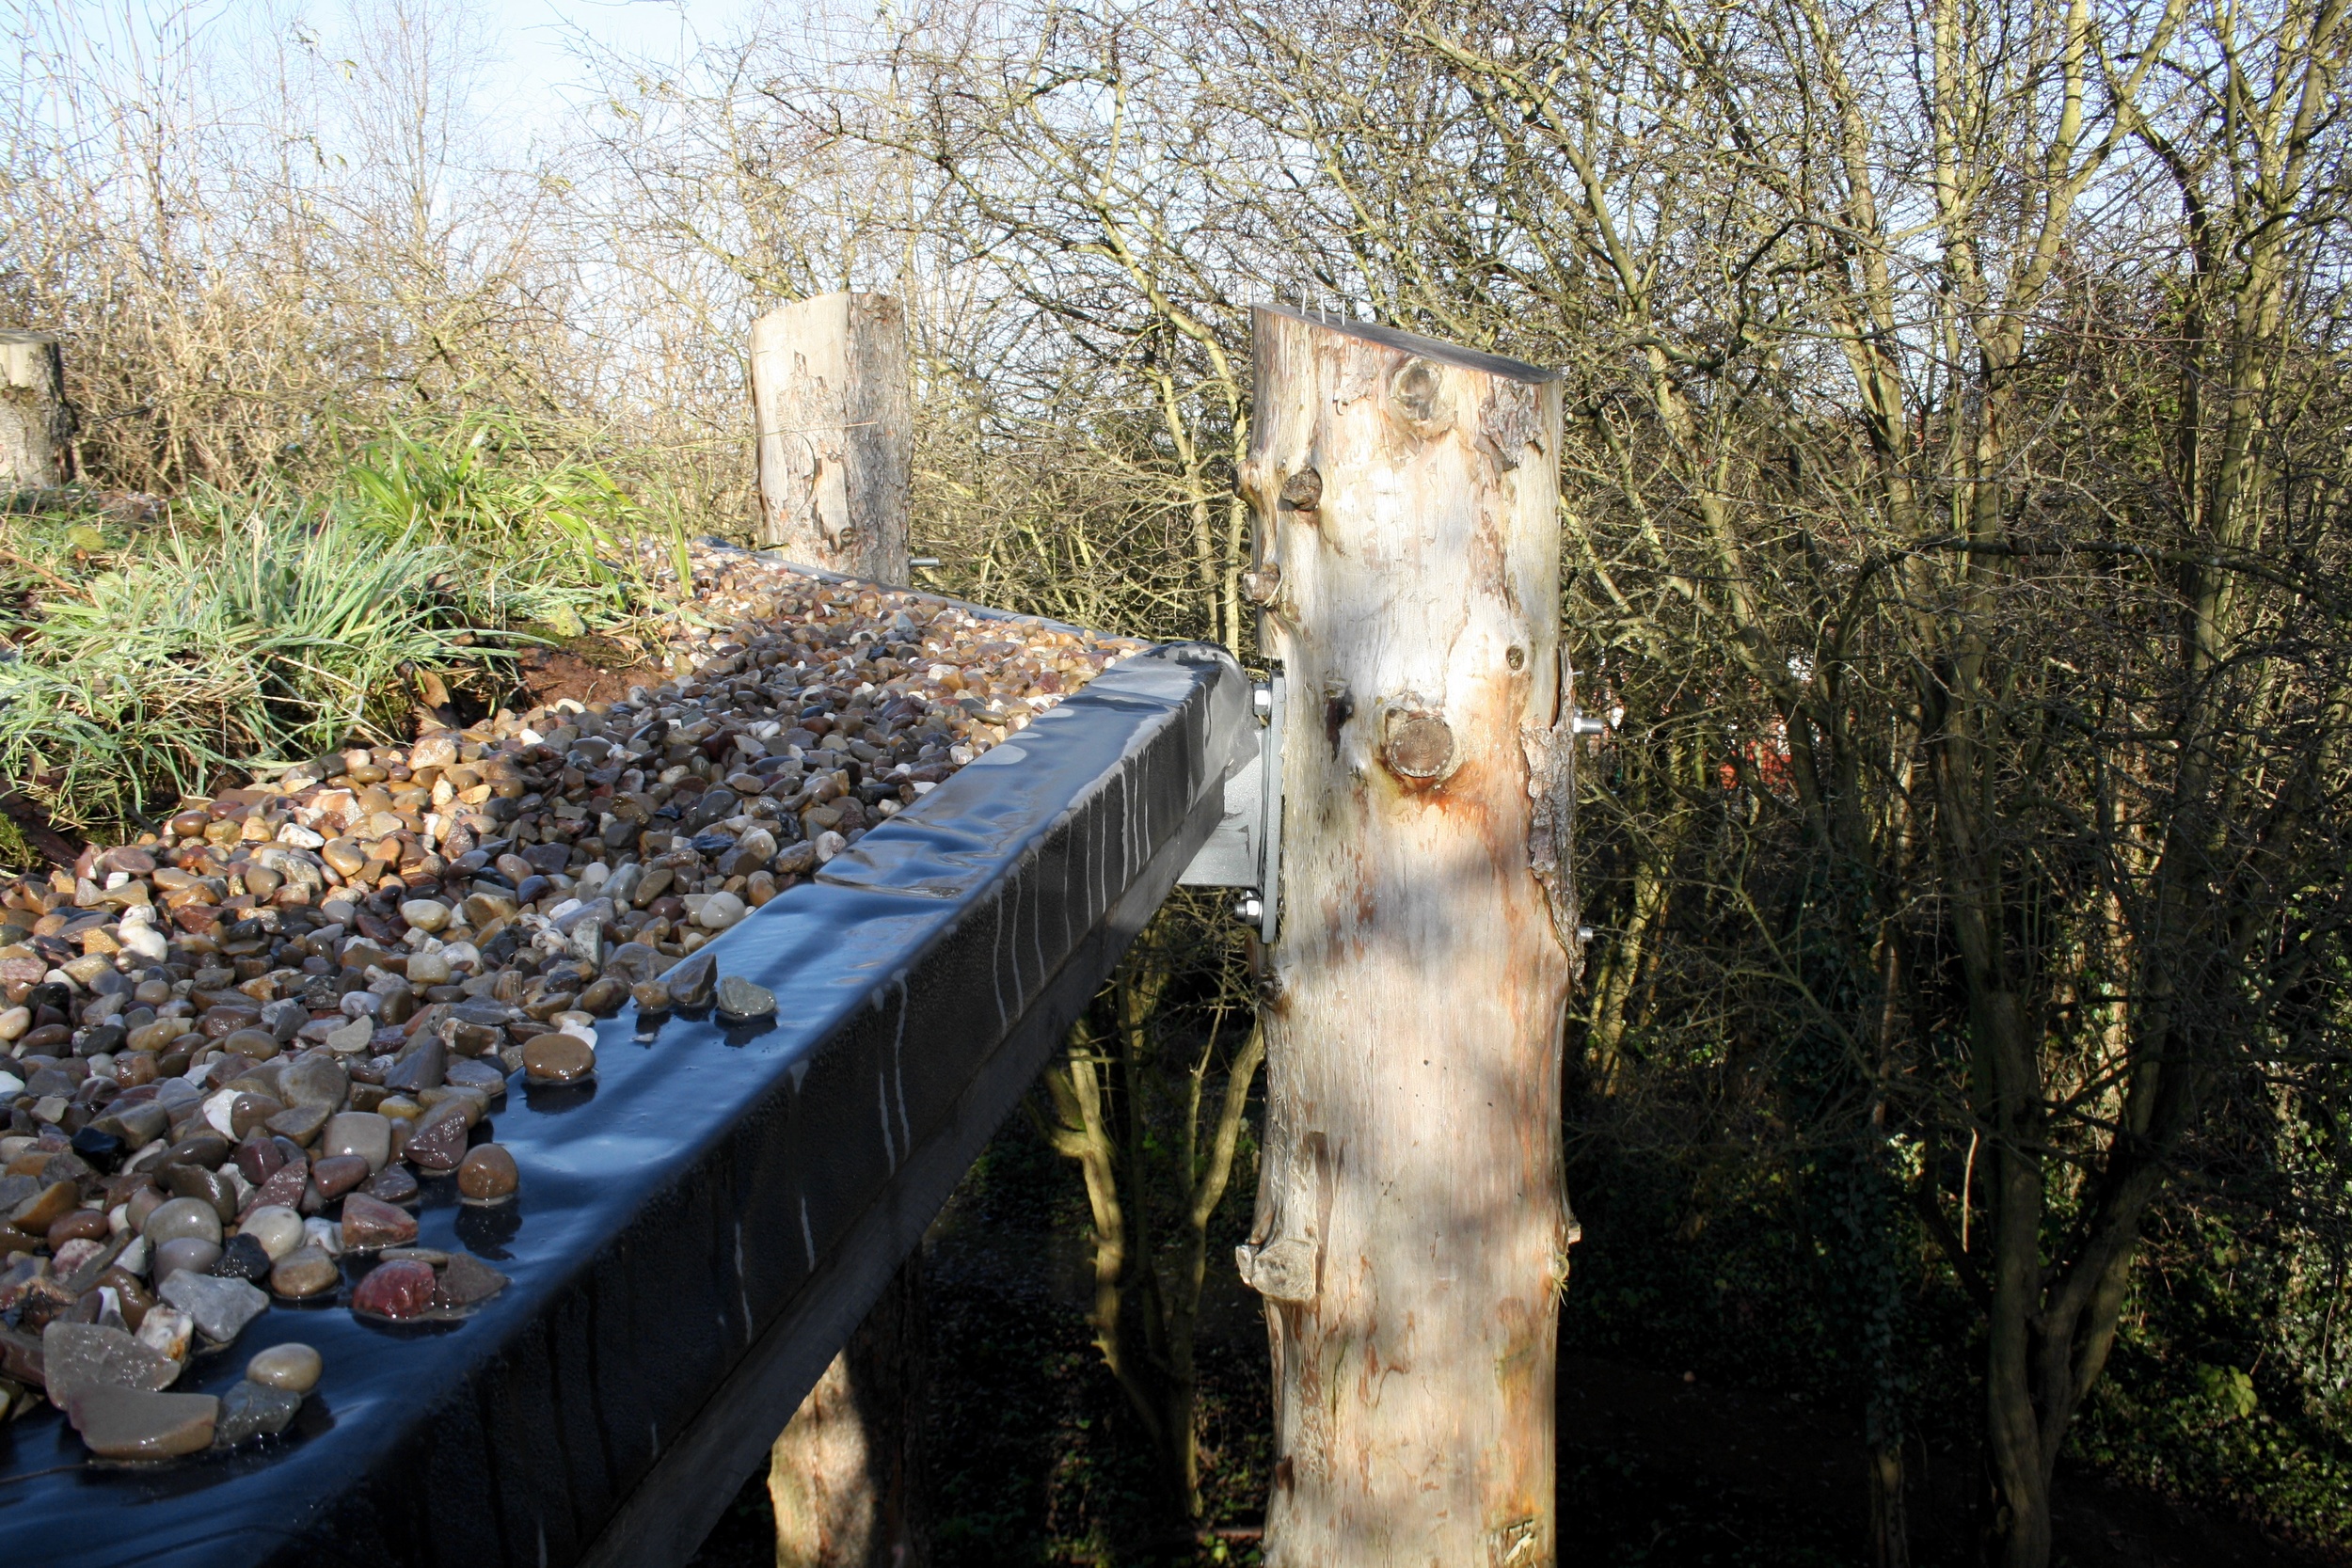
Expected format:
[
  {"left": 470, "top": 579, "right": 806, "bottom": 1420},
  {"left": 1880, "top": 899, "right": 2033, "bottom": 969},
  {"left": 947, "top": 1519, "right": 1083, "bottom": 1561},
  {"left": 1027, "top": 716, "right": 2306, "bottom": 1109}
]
[
  {"left": 759, "top": 297, "right": 926, "bottom": 1566},
  {"left": 0, "top": 331, "right": 72, "bottom": 490},
  {"left": 769, "top": 1256, "right": 928, "bottom": 1568},
  {"left": 1235, "top": 306, "right": 1579, "bottom": 1566},
  {"left": 751, "top": 293, "right": 911, "bottom": 582}
]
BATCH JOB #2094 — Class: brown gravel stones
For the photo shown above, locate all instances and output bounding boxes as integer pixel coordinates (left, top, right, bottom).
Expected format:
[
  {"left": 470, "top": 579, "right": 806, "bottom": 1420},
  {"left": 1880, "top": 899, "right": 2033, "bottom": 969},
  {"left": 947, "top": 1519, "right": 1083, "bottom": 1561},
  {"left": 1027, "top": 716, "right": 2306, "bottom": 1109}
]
[{"left": 0, "top": 548, "right": 1141, "bottom": 1461}]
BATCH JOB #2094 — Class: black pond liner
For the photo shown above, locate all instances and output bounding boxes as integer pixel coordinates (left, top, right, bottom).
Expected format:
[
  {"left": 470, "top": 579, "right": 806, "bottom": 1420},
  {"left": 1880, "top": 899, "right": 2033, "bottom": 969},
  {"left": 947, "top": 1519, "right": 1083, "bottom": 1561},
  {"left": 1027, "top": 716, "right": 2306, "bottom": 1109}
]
[{"left": 0, "top": 637, "right": 1251, "bottom": 1568}]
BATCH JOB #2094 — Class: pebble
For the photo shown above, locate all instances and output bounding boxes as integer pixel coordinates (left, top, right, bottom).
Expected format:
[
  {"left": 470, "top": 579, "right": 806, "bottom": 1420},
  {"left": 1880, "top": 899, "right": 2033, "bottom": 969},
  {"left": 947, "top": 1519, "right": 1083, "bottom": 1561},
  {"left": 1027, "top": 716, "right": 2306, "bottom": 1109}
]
[
  {"left": 151, "top": 1238, "right": 222, "bottom": 1287},
  {"left": 246, "top": 1341, "right": 323, "bottom": 1395},
  {"left": 41, "top": 1322, "right": 182, "bottom": 1408},
  {"left": 0, "top": 548, "right": 1142, "bottom": 1459},
  {"left": 135, "top": 1305, "right": 192, "bottom": 1362},
  {"left": 310, "top": 1154, "right": 369, "bottom": 1198},
  {"left": 349, "top": 1259, "right": 437, "bottom": 1320},
  {"left": 437, "top": 1253, "right": 510, "bottom": 1308},
  {"left": 241, "top": 1207, "right": 306, "bottom": 1262},
  {"left": 455, "top": 1144, "right": 518, "bottom": 1206},
  {"left": 321, "top": 1112, "right": 393, "bottom": 1173},
  {"left": 269, "top": 1246, "right": 339, "bottom": 1300},
  {"left": 665, "top": 950, "right": 717, "bottom": 1008},
  {"left": 715, "top": 975, "right": 776, "bottom": 1023},
  {"left": 401, "top": 1106, "right": 469, "bottom": 1172},
  {"left": 339, "top": 1193, "right": 418, "bottom": 1253},
  {"left": 67, "top": 1386, "right": 218, "bottom": 1459},
  {"left": 521, "top": 1034, "right": 594, "bottom": 1085},
  {"left": 214, "top": 1232, "right": 275, "bottom": 1282},
  {"left": 211, "top": 1378, "right": 304, "bottom": 1449},
  {"left": 159, "top": 1271, "right": 270, "bottom": 1344},
  {"left": 398, "top": 898, "right": 451, "bottom": 932},
  {"left": 278, "top": 1055, "right": 349, "bottom": 1110},
  {"left": 140, "top": 1196, "right": 221, "bottom": 1248},
  {"left": 362, "top": 1164, "right": 419, "bottom": 1203}
]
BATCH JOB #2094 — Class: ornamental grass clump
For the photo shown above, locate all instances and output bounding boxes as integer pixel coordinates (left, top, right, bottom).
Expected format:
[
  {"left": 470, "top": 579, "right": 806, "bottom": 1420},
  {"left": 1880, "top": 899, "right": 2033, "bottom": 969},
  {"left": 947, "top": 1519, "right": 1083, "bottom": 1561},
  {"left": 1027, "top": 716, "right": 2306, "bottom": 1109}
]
[
  {"left": 0, "top": 502, "right": 493, "bottom": 832},
  {"left": 335, "top": 415, "right": 658, "bottom": 641}
]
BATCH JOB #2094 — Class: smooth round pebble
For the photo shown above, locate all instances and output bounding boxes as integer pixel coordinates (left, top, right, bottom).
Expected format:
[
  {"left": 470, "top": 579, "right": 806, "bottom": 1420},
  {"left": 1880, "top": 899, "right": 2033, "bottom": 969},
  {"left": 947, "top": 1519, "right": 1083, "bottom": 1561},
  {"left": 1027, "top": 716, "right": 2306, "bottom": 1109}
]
[
  {"left": 246, "top": 1342, "right": 323, "bottom": 1395},
  {"left": 151, "top": 1237, "right": 223, "bottom": 1286},
  {"left": 321, "top": 1111, "right": 394, "bottom": 1173},
  {"left": 270, "top": 1246, "right": 340, "bottom": 1299},
  {"left": 142, "top": 1196, "right": 224, "bottom": 1248},
  {"left": 399, "top": 898, "right": 451, "bottom": 932},
  {"left": 240, "top": 1206, "right": 307, "bottom": 1262},
  {"left": 521, "top": 1034, "right": 595, "bottom": 1085},
  {"left": 456, "top": 1144, "right": 519, "bottom": 1206},
  {"left": 219, "top": 1028, "right": 281, "bottom": 1061}
]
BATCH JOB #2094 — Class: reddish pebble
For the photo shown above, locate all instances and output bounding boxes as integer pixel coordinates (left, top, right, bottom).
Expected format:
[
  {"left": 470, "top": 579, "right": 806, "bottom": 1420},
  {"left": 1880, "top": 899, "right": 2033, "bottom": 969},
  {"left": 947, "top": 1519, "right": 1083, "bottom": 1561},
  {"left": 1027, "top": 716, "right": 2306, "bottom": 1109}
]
[
  {"left": 403, "top": 1109, "right": 469, "bottom": 1173},
  {"left": 339, "top": 1193, "right": 418, "bottom": 1253},
  {"left": 310, "top": 1155, "right": 370, "bottom": 1199},
  {"left": 349, "top": 1259, "right": 437, "bottom": 1320},
  {"left": 239, "top": 1164, "right": 308, "bottom": 1220},
  {"left": 46, "top": 1210, "right": 110, "bottom": 1250}
]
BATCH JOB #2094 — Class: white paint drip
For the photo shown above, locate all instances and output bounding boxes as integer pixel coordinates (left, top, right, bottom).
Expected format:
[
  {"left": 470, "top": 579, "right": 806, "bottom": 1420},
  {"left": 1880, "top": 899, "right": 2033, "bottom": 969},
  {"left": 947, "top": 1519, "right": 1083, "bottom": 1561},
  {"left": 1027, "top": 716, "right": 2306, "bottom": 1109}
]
[
  {"left": 991, "top": 889, "right": 1009, "bottom": 1030},
  {"left": 800, "top": 1195, "right": 817, "bottom": 1270},
  {"left": 891, "top": 974, "right": 913, "bottom": 1153},
  {"left": 736, "top": 1220, "right": 753, "bottom": 1343}
]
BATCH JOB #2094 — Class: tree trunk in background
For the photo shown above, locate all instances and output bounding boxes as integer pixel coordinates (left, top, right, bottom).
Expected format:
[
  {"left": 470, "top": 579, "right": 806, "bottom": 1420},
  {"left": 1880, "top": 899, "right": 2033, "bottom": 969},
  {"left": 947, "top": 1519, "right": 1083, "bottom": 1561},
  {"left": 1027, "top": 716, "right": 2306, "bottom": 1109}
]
[
  {"left": 750, "top": 292, "right": 911, "bottom": 583},
  {"left": 769, "top": 1254, "right": 929, "bottom": 1568},
  {"left": 1237, "top": 305, "right": 1577, "bottom": 1566},
  {"left": 0, "top": 332, "right": 72, "bottom": 490}
]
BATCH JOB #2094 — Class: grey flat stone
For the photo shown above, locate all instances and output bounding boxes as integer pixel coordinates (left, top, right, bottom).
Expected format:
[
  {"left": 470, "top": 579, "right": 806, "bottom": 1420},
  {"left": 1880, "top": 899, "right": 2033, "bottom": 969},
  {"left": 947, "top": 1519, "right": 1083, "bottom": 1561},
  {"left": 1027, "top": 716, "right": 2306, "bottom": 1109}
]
[
  {"left": 714, "top": 974, "right": 775, "bottom": 1022},
  {"left": 159, "top": 1271, "right": 270, "bottom": 1344},
  {"left": 210, "top": 1379, "right": 303, "bottom": 1449},
  {"left": 41, "top": 1323, "right": 182, "bottom": 1409}
]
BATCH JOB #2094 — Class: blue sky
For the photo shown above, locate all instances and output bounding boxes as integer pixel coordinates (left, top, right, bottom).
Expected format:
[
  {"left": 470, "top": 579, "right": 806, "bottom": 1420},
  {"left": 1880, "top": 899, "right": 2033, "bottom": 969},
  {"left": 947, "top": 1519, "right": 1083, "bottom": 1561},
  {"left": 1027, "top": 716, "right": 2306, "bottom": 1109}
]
[{"left": 477, "top": 0, "right": 747, "bottom": 126}]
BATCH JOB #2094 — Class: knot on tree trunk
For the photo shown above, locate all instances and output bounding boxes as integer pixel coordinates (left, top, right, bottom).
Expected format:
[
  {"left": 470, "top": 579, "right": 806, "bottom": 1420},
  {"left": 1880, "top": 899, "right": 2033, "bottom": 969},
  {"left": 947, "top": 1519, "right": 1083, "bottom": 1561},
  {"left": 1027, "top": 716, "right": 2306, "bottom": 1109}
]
[{"left": 1378, "top": 703, "right": 1458, "bottom": 784}]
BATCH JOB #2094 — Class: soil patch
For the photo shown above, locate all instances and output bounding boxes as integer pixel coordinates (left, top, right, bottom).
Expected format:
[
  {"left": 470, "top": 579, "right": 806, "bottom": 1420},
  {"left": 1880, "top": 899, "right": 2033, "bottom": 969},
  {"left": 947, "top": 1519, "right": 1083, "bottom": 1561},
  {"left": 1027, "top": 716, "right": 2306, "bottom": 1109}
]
[{"left": 494, "top": 637, "right": 663, "bottom": 715}]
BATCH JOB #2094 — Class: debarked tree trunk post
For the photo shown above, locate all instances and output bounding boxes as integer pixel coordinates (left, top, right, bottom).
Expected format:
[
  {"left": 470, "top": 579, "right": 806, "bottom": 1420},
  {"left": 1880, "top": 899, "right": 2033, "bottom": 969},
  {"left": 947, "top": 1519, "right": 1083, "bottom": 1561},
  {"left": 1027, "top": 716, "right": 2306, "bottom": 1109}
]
[
  {"left": 759, "top": 296, "right": 925, "bottom": 1566},
  {"left": 751, "top": 292, "right": 912, "bottom": 584},
  {"left": 1236, "top": 305, "right": 1580, "bottom": 1567},
  {"left": 769, "top": 1253, "right": 929, "bottom": 1568},
  {"left": 0, "top": 331, "right": 72, "bottom": 491}
]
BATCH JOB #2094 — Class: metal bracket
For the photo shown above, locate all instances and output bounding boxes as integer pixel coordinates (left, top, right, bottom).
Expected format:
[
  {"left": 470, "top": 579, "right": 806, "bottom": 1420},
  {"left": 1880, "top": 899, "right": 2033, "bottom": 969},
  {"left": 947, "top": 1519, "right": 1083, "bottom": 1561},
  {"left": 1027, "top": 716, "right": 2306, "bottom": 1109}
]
[{"left": 1179, "top": 672, "right": 1285, "bottom": 942}]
